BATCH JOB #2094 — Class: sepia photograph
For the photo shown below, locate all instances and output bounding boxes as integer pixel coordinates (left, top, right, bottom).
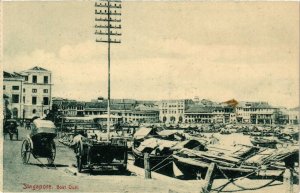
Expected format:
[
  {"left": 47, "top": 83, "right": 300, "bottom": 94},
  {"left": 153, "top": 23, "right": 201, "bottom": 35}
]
[{"left": 1, "top": 1, "right": 299, "bottom": 192}]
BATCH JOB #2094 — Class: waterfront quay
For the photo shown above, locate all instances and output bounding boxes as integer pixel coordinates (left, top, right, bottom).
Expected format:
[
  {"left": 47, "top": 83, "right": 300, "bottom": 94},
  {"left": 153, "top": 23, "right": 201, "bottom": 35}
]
[{"left": 3, "top": 125, "right": 299, "bottom": 193}]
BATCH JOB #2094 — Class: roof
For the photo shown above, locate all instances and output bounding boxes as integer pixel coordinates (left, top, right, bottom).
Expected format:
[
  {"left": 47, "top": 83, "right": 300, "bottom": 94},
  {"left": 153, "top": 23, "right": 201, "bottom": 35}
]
[
  {"left": 64, "top": 117, "right": 94, "bottom": 121},
  {"left": 29, "top": 66, "right": 49, "bottom": 71},
  {"left": 3, "top": 71, "right": 24, "bottom": 79},
  {"left": 33, "top": 119, "right": 56, "bottom": 128},
  {"left": 185, "top": 105, "right": 222, "bottom": 113},
  {"left": 135, "top": 104, "right": 159, "bottom": 111},
  {"left": 237, "top": 101, "right": 274, "bottom": 109},
  {"left": 134, "top": 127, "right": 156, "bottom": 140},
  {"left": 85, "top": 102, "right": 108, "bottom": 108},
  {"left": 88, "top": 114, "right": 122, "bottom": 119},
  {"left": 158, "top": 130, "right": 178, "bottom": 137}
]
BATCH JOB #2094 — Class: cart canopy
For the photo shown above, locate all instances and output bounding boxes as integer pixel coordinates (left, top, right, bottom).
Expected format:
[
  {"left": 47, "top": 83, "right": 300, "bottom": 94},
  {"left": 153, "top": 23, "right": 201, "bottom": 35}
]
[{"left": 31, "top": 119, "right": 56, "bottom": 137}]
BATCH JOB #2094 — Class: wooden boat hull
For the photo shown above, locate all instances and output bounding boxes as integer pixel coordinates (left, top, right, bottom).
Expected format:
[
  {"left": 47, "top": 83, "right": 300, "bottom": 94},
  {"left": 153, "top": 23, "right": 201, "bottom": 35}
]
[
  {"left": 132, "top": 147, "right": 173, "bottom": 175},
  {"left": 173, "top": 154, "right": 257, "bottom": 179},
  {"left": 250, "top": 138, "right": 277, "bottom": 148}
]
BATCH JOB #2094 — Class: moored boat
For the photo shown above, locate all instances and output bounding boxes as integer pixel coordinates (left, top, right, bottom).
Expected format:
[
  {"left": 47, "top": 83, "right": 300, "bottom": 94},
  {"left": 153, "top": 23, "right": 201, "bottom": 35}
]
[
  {"left": 250, "top": 136, "right": 278, "bottom": 148},
  {"left": 172, "top": 144, "right": 298, "bottom": 179}
]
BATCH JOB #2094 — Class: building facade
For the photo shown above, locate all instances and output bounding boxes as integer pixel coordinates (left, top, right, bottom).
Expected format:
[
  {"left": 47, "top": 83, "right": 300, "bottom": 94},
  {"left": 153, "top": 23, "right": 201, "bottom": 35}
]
[
  {"left": 3, "top": 66, "right": 53, "bottom": 119},
  {"left": 3, "top": 72, "right": 24, "bottom": 118},
  {"left": 235, "top": 102, "right": 276, "bottom": 124},
  {"left": 52, "top": 98, "right": 159, "bottom": 123},
  {"left": 184, "top": 104, "right": 234, "bottom": 124},
  {"left": 158, "top": 99, "right": 194, "bottom": 123}
]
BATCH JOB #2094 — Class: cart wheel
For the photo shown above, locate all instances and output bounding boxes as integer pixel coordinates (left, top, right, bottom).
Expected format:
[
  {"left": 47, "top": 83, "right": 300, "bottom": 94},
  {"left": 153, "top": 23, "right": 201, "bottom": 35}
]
[
  {"left": 118, "top": 164, "right": 127, "bottom": 173},
  {"left": 47, "top": 141, "right": 56, "bottom": 165},
  {"left": 21, "top": 140, "right": 31, "bottom": 164}
]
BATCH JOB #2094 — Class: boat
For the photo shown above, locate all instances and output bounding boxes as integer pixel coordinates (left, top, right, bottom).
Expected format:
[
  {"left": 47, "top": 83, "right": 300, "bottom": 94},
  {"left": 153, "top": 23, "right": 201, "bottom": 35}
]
[
  {"left": 250, "top": 136, "right": 278, "bottom": 148},
  {"left": 172, "top": 144, "right": 298, "bottom": 179},
  {"left": 132, "top": 129, "right": 205, "bottom": 175}
]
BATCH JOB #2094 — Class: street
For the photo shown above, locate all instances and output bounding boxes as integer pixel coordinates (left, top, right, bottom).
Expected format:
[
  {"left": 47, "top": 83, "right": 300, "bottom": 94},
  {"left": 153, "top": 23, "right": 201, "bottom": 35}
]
[{"left": 3, "top": 127, "right": 173, "bottom": 193}]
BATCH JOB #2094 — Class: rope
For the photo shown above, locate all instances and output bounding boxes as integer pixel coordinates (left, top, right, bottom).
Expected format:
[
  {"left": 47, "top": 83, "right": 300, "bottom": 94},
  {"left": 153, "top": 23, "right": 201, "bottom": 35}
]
[
  {"left": 152, "top": 161, "right": 173, "bottom": 172},
  {"left": 215, "top": 165, "right": 284, "bottom": 192},
  {"left": 212, "top": 183, "right": 283, "bottom": 193},
  {"left": 150, "top": 154, "right": 173, "bottom": 171}
]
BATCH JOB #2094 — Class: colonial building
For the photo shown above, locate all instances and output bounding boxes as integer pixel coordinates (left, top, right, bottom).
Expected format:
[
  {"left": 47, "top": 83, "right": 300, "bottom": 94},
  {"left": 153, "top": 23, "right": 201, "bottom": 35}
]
[
  {"left": 19, "top": 67, "right": 53, "bottom": 119},
  {"left": 3, "top": 66, "right": 53, "bottom": 119},
  {"left": 52, "top": 98, "right": 85, "bottom": 117},
  {"left": 3, "top": 72, "right": 24, "bottom": 118},
  {"left": 159, "top": 99, "right": 194, "bottom": 123},
  {"left": 53, "top": 98, "right": 159, "bottom": 123},
  {"left": 235, "top": 101, "right": 277, "bottom": 124},
  {"left": 184, "top": 103, "right": 234, "bottom": 124}
]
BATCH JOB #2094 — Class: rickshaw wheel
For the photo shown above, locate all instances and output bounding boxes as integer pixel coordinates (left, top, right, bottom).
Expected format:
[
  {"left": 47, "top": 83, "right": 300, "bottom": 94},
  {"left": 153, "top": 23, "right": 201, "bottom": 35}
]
[
  {"left": 21, "top": 140, "right": 31, "bottom": 164},
  {"left": 47, "top": 141, "right": 56, "bottom": 165}
]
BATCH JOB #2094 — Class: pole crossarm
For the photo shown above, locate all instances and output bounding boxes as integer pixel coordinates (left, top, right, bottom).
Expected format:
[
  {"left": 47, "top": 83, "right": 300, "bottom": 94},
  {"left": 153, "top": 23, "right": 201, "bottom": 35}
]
[
  {"left": 94, "top": 25, "right": 121, "bottom": 29},
  {"left": 95, "top": 18, "right": 121, "bottom": 22},
  {"left": 95, "top": 4, "right": 122, "bottom": 9},
  {"left": 95, "top": 0, "right": 121, "bottom": 3},
  {"left": 95, "top": 12, "right": 122, "bottom": 16},
  {"left": 95, "top": 31, "right": 121, "bottom": 36},
  {"left": 96, "top": 39, "right": 121, "bottom": 43}
]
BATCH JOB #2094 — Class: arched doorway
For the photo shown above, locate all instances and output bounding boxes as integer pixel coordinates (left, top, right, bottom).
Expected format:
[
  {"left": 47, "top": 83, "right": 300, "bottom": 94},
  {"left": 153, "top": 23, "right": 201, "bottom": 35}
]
[
  {"left": 12, "top": 108, "right": 18, "bottom": 118},
  {"left": 179, "top": 116, "right": 183, "bottom": 123},
  {"left": 170, "top": 116, "right": 176, "bottom": 123},
  {"left": 163, "top": 116, "right": 167, "bottom": 123}
]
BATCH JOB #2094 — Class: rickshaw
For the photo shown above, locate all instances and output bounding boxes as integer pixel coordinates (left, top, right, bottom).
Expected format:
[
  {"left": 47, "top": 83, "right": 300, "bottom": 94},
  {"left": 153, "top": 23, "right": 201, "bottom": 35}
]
[
  {"left": 21, "top": 119, "right": 57, "bottom": 165},
  {"left": 4, "top": 119, "right": 19, "bottom": 140}
]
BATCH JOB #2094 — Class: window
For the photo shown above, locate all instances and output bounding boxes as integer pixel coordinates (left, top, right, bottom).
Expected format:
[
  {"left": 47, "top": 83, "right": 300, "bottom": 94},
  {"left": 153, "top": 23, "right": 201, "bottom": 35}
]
[
  {"left": 33, "top": 109, "right": 36, "bottom": 114},
  {"left": 23, "top": 88, "right": 25, "bottom": 93},
  {"left": 32, "top": 75, "right": 37, "bottom": 83},
  {"left": 3, "top": 85, "right": 5, "bottom": 90},
  {"left": 44, "top": 76, "right": 49, "bottom": 84},
  {"left": 32, "top": 89, "right": 37, "bottom": 93},
  {"left": 32, "top": 97, "right": 37, "bottom": 105},
  {"left": 25, "top": 76, "right": 28, "bottom": 81},
  {"left": 43, "top": 89, "right": 48, "bottom": 93},
  {"left": 12, "top": 94, "right": 19, "bottom": 103},
  {"left": 23, "top": 96, "right": 25, "bottom": 103},
  {"left": 43, "top": 97, "right": 49, "bottom": 105},
  {"left": 12, "top": 86, "right": 19, "bottom": 90}
]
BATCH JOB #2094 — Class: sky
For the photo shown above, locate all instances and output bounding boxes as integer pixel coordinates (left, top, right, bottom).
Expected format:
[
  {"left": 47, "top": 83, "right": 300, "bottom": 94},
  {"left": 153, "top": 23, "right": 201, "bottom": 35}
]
[{"left": 3, "top": 1, "right": 299, "bottom": 108}]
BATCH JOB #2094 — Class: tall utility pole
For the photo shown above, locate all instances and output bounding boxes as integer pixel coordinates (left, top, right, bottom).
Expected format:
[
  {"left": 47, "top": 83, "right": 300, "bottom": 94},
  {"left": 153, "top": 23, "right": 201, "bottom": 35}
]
[{"left": 95, "top": 0, "right": 122, "bottom": 141}]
